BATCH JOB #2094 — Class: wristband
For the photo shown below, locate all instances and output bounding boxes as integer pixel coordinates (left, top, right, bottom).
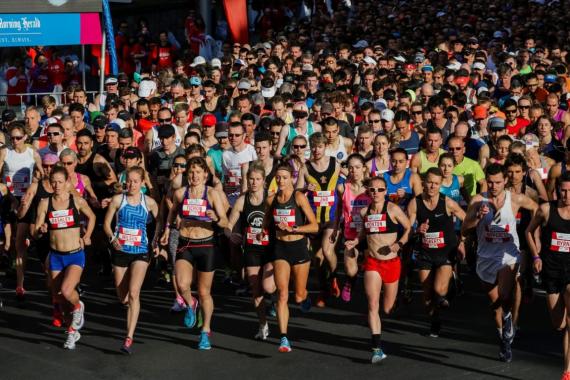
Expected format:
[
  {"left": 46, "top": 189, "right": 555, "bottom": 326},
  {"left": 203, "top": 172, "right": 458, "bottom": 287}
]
[{"left": 532, "top": 256, "right": 542, "bottom": 261}]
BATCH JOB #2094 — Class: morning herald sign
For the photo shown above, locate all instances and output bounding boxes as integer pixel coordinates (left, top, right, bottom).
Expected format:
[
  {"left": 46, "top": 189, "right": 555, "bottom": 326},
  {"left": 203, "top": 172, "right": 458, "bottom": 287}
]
[{"left": 0, "top": 13, "right": 101, "bottom": 47}]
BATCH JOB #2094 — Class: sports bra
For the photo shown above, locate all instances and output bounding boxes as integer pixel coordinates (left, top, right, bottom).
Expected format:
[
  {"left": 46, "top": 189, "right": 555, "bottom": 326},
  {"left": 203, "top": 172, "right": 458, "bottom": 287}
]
[
  {"left": 178, "top": 186, "right": 213, "bottom": 222},
  {"left": 46, "top": 195, "right": 81, "bottom": 230},
  {"left": 363, "top": 201, "right": 398, "bottom": 235}
]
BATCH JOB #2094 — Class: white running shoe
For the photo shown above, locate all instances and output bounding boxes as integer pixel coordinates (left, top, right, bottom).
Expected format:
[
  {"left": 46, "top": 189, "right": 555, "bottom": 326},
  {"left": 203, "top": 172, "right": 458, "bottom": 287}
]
[
  {"left": 71, "top": 301, "right": 85, "bottom": 331},
  {"left": 254, "top": 323, "right": 269, "bottom": 340},
  {"left": 63, "top": 330, "right": 81, "bottom": 350}
]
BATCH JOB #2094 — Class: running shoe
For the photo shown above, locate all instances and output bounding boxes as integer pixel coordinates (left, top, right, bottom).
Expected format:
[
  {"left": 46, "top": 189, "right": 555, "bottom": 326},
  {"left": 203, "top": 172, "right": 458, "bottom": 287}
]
[
  {"left": 429, "top": 320, "right": 441, "bottom": 338},
  {"left": 330, "top": 277, "right": 341, "bottom": 298},
  {"left": 15, "top": 286, "right": 25, "bottom": 302},
  {"left": 63, "top": 329, "right": 81, "bottom": 350},
  {"left": 52, "top": 308, "right": 63, "bottom": 328},
  {"left": 198, "top": 331, "right": 212, "bottom": 350},
  {"left": 371, "top": 348, "right": 387, "bottom": 364},
  {"left": 254, "top": 323, "right": 269, "bottom": 340},
  {"left": 503, "top": 312, "right": 515, "bottom": 344},
  {"left": 120, "top": 337, "right": 133, "bottom": 354},
  {"left": 300, "top": 296, "right": 312, "bottom": 313},
  {"left": 170, "top": 297, "right": 186, "bottom": 313},
  {"left": 341, "top": 282, "right": 352, "bottom": 303},
  {"left": 267, "top": 302, "right": 277, "bottom": 317},
  {"left": 71, "top": 301, "right": 85, "bottom": 331},
  {"left": 184, "top": 298, "right": 198, "bottom": 328},
  {"left": 499, "top": 339, "right": 513, "bottom": 363},
  {"left": 561, "top": 371, "right": 570, "bottom": 380},
  {"left": 278, "top": 336, "right": 292, "bottom": 352},
  {"left": 316, "top": 293, "right": 326, "bottom": 308}
]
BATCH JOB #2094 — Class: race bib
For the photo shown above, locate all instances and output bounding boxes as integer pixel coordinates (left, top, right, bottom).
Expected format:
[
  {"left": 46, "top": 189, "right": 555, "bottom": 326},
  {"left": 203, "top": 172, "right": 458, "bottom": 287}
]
[
  {"left": 273, "top": 208, "right": 296, "bottom": 226},
  {"left": 422, "top": 231, "right": 446, "bottom": 249},
  {"left": 313, "top": 190, "right": 335, "bottom": 207},
  {"left": 182, "top": 198, "right": 207, "bottom": 217},
  {"left": 225, "top": 168, "right": 242, "bottom": 188},
  {"left": 246, "top": 226, "right": 269, "bottom": 246},
  {"left": 349, "top": 199, "right": 369, "bottom": 230},
  {"left": 48, "top": 209, "right": 75, "bottom": 229},
  {"left": 118, "top": 227, "right": 143, "bottom": 246},
  {"left": 5, "top": 173, "right": 30, "bottom": 196},
  {"left": 550, "top": 232, "right": 570, "bottom": 253},
  {"left": 484, "top": 224, "right": 512, "bottom": 243},
  {"left": 365, "top": 213, "right": 387, "bottom": 233},
  {"left": 515, "top": 212, "right": 521, "bottom": 225}
]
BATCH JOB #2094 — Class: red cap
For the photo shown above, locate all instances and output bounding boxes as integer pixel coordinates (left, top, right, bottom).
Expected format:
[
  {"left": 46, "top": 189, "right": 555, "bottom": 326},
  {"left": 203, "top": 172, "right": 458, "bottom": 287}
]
[
  {"left": 405, "top": 63, "right": 416, "bottom": 70},
  {"left": 455, "top": 76, "right": 469, "bottom": 86},
  {"left": 472, "top": 105, "right": 488, "bottom": 120},
  {"left": 202, "top": 113, "right": 217, "bottom": 127}
]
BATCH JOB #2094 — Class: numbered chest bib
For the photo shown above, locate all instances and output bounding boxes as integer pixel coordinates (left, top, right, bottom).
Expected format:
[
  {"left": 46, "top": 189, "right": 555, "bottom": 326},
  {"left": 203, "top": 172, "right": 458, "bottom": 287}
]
[
  {"left": 313, "top": 190, "right": 335, "bottom": 207},
  {"left": 118, "top": 227, "right": 143, "bottom": 246},
  {"left": 246, "top": 227, "right": 269, "bottom": 246},
  {"left": 364, "top": 213, "right": 387, "bottom": 233},
  {"left": 273, "top": 208, "right": 296, "bottom": 227},
  {"left": 550, "top": 232, "right": 570, "bottom": 253},
  {"left": 422, "top": 231, "right": 446, "bottom": 249},
  {"left": 182, "top": 198, "right": 207, "bottom": 217},
  {"left": 48, "top": 209, "right": 76, "bottom": 229}
]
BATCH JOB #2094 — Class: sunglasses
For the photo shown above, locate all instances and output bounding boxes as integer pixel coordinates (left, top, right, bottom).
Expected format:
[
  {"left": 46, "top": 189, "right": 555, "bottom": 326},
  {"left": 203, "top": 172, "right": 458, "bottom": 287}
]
[
  {"left": 10, "top": 135, "right": 24, "bottom": 141},
  {"left": 42, "top": 164, "right": 55, "bottom": 168},
  {"left": 226, "top": 87, "right": 235, "bottom": 92},
  {"left": 271, "top": 132, "right": 281, "bottom": 136},
  {"left": 518, "top": 105, "right": 530, "bottom": 109},
  {"left": 505, "top": 109, "right": 517, "bottom": 114},
  {"left": 368, "top": 187, "right": 386, "bottom": 193},
  {"left": 173, "top": 163, "right": 187, "bottom": 169},
  {"left": 61, "top": 161, "right": 74, "bottom": 166},
  {"left": 292, "top": 144, "right": 307, "bottom": 149},
  {"left": 448, "top": 147, "right": 463, "bottom": 151},
  {"left": 412, "top": 110, "right": 423, "bottom": 115},
  {"left": 228, "top": 133, "right": 243, "bottom": 138},
  {"left": 370, "top": 119, "right": 381, "bottom": 123},
  {"left": 47, "top": 132, "right": 61, "bottom": 137},
  {"left": 95, "top": 125, "right": 106, "bottom": 130},
  {"left": 293, "top": 111, "right": 308, "bottom": 119},
  {"left": 158, "top": 118, "right": 171, "bottom": 123}
]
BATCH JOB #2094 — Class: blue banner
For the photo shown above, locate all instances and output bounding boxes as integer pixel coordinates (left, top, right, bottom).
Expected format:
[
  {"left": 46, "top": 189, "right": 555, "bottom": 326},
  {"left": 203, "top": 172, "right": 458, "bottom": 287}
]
[{"left": 0, "top": 13, "right": 80, "bottom": 47}]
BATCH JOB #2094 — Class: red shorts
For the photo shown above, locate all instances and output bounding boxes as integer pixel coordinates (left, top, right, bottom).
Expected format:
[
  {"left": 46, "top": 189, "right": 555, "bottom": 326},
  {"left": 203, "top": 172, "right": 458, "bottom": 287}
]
[{"left": 363, "top": 256, "right": 401, "bottom": 283}]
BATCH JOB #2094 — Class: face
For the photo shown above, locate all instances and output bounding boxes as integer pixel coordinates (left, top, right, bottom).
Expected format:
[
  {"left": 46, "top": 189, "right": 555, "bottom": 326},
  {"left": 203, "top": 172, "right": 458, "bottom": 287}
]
[
  {"left": 270, "top": 126, "right": 282, "bottom": 145},
  {"left": 506, "top": 164, "right": 524, "bottom": 185},
  {"left": 367, "top": 179, "right": 387, "bottom": 201},
  {"left": 106, "top": 131, "right": 119, "bottom": 147},
  {"left": 430, "top": 106, "right": 444, "bottom": 122},
  {"left": 255, "top": 140, "right": 271, "bottom": 160},
  {"left": 504, "top": 105, "right": 518, "bottom": 122},
  {"left": 518, "top": 100, "right": 531, "bottom": 117},
  {"left": 291, "top": 138, "right": 307, "bottom": 157},
  {"left": 172, "top": 158, "right": 187, "bottom": 175},
  {"left": 324, "top": 124, "right": 339, "bottom": 142},
  {"left": 447, "top": 139, "right": 465, "bottom": 160},
  {"left": 42, "top": 161, "right": 56, "bottom": 175},
  {"left": 105, "top": 108, "right": 118, "bottom": 121},
  {"left": 47, "top": 127, "right": 63, "bottom": 146},
  {"left": 160, "top": 134, "right": 175, "bottom": 149},
  {"left": 60, "top": 155, "right": 76, "bottom": 174},
  {"left": 275, "top": 168, "right": 293, "bottom": 190},
  {"left": 25, "top": 111, "right": 39, "bottom": 127},
  {"left": 497, "top": 140, "right": 511, "bottom": 158},
  {"left": 537, "top": 118, "right": 552, "bottom": 137},
  {"left": 348, "top": 158, "right": 365, "bottom": 181},
  {"left": 374, "top": 135, "right": 389, "bottom": 155},
  {"left": 204, "top": 86, "right": 216, "bottom": 101},
  {"left": 486, "top": 172, "right": 506, "bottom": 197},
  {"left": 237, "top": 99, "right": 252, "bottom": 114},
  {"left": 228, "top": 126, "right": 245, "bottom": 148},
  {"left": 74, "top": 92, "right": 87, "bottom": 104},
  {"left": 9, "top": 129, "right": 26, "bottom": 147},
  {"left": 292, "top": 108, "right": 309, "bottom": 127},
  {"left": 248, "top": 170, "right": 264, "bottom": 192},
  {"left": 76, "top": 136, "right": 93, "bottom": 156},
  {"left": 390, "top": 152, "right": 407, "bottom": 174},
  {"left": 242, "top": 119, "right": 255, "bottom": 136},
  {"left": 358, "top": 132, "right": 373, "bottom": 149},
  {"left": 118, "top": 137, "right": 133, "bottom": 151},
  {"left": 50, "top": 172, "right": 67, "bottom": 194},
  {"left": 158, "top": 110, "right": 172, "bottom": 125},
  {"left": 546, "top": 98, "right": 559, "bottom": 115},
  {"left": 438, "top": 158, "right": 454, "bottom": 177},
  {"left": 137, "top": 105, "right": 150, "bottom": 119},
  {"left": 310, "top": 143, "right": 326, "bottom": 160},
  {"left": 559, "top": 182, "right": 570, "bottom": 206},
  {"left": 426, "top": 132, "right": 442, "bottom": 152},
  {"left": 424, "top": 173, "right": 442, "bottom": 196},
  {"left": 150, "top": 104, "right": 161, "bottom": 120},
  {"left": 188, "top": 164, "right": 207, "bottom": 186}
]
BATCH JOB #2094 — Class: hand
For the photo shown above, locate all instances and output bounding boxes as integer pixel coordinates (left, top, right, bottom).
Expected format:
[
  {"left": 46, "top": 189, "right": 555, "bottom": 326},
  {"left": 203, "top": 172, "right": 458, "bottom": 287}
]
[
  {"left": 101, "top": 198, "right": 112, "bottom": 208},
  {"left": 377, "top": 245, "right": 392, "bottom": 256},
  {"left": 307, "top": 183, "right": 316, "bottom": 192},
  {"left": 277, "top": 221, "right": 292, "bottom": 232},
  {"left": 477, "top": 203, "right": 490, "bottom": 219},
  {"left": 344, "top": 238, "right": 358, "bottom": 251},
  {"left": 39, "top": 223, "right": 48, "bottom": 234},
  {"left": 533, "top": 257, "right": 542, "bottom": 274},
  {"left": 160, "top": 230, "right": 170, "bottom": 246},
  {"left": 82, "top": 236, "right": 91, "bottom": 246},
  {"left": 154, "top": 246, "right": 168, "bottom": 260},
  {"left": 111, "top": 238, "right": 122, "bottom": 251},
  {"left": 457, "top": 241, "right": 466, "bottom": 261},
  {"left": 256, "top": 230, "right": 266, "bottom": 242},
  {"left": 4, "top": 240, "right": 10, "bottom": 252},
  {"left": 418, "top": 219, "right": 429, "bottom": 235},
  {"left": 206, "top": 210, "right": 218, "bottom": 222}
]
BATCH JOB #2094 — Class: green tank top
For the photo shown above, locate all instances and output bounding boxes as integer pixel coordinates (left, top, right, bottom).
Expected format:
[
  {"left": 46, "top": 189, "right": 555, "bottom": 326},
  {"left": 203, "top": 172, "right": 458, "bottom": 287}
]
[
  {"left": 281, "top": 121, "right": 314, "bottom": 159},
  {"left": 419, "top": 148, "right": 446, "bottom": 176}
]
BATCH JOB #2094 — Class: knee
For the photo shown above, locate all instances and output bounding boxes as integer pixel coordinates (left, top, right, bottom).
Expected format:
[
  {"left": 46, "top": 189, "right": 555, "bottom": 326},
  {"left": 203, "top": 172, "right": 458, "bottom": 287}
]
[
  {"left": 128, "top": 290, "right": 140, "bottom": 303},
  {"left": 368, "top": 298, "right": 380, "bottom": 312},
  {"left": 382, "top": 305, "right": 393, "bottom": 315},
  {"left": 176, "top": 278, "right": 190, "bottom": 291},
  {"left": 60, "top": 284, "right": 75, "bottom": 301},
  {"left": 294, "top": 290, "right": 306, "bottom": 304},
  {"left": 262, "top": 281, "right": 276, "bottom": 295},
  {"left": 197, "top": 287, "right": 211, "bottom": 300},
  {"left": 277, "top": 288, "right": 289, "bottom": 303}
]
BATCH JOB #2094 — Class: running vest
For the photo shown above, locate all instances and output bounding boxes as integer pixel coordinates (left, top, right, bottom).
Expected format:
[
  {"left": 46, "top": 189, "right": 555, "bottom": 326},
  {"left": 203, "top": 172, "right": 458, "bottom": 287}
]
[
  {"left": 383, "top": 168, "right": 413, "bottom": 208},
  {"left": 282, "top": 122, "right": 314, "bottom": 159},
  {"left": 419, "top": 148, "right": 446, "bottom": 176},
  {"left": 476, "top": 191, "right": 520, "bottom": 258},
  {"left": 115, "top": 193, "right": 150, "bottom": 254},
  {"left": 263, "top": 159, "right": 278, "bottom": 195},
  {"left": 541, "top": 201, "right": 570, "bottom": 254},
  {"left": 415, "top": 194, "right": 457, "bottom": 255},
  {"left": 74, "top": 173, "right": 85, "bottom": 197},
  {"left": 342, "top": 183, "right": 371, "bottom": 239},
  {"left": 440, "top": 174, "right": 465, "bottom": 230},
  {"left": 3, "top": 147, "right": 35, "bottom": 197},
  {"left": 46, "top": 195, "right": 81, "bottom": 230},
  {"left": 369, "top": 157, "right": 390, "bottom": 177},
  {"left": 306, "top": 158, "right": 340, "bottom": 223},
  {"left": 272, "top": 190, "right": 305, "bottom": 228},
  {"left": 241, "top": 192, "right": 269, "bottom": 251},
  {"left": 179, "top": 186, "right": 213, "bottom": 222},
  {"left": 363, "top": 201, "right": 398, "bottom": 235},
  {"left": 325, "top": 136, "right": 349, "bottom": 162}
]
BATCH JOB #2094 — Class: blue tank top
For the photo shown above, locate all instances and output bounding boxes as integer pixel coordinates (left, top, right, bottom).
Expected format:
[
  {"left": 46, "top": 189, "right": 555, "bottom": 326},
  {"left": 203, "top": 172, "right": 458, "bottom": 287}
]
[
  {"left": 440, "top": 175, "right": 462, "bottom": 204},
  {"left": 398, "top": 131, "right": 420, "bottom": 155},
  {"left": 115, "top": 193, "right": 150, "bottom": 254},
  {"left": 383, "top": 168, "right": 413, "bottom": 208}
]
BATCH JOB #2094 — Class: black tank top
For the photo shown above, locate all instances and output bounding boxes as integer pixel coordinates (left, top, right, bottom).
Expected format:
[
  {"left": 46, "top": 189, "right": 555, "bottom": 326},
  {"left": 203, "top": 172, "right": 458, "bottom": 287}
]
[
  {"left": 264, "top": 159, "right": 278, "bottom": 190},
  {"left": 45, "top": 195, "right": 81, "bottom": 230},
  {"left": 241, "top": 192, "right": 269, "bottom": 252},
  {"left": 29, "top": 180, "right": 53, "bottom": 222},
  {"left": 415, "top": 194, "right": 457, "bottom": 254},
  {"left": 76, "top": 152, "right": 96, "bottom": 179},
  {"left": 363, "top": 201, "right": 398, "bottom": 235},
  {"left": 271, "top": 190, "right": 305, "bottom": 228},
  {"left": 513, "top": 183, "right": 532, "bottom": 250},
  {"left": 541, "top": 201, "right": 570, "bottom": 254}
]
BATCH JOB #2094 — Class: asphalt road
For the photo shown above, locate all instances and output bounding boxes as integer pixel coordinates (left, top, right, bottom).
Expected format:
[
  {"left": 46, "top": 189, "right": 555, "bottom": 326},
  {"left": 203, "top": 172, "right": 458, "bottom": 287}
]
[{"left": 0, "top": 256, "right": 563, "bottom": 380}]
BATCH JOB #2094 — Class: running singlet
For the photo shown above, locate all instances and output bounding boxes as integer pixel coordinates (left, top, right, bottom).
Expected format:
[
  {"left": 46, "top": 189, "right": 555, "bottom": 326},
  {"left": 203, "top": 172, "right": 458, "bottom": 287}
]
[
  {"left": 272, "top": 190, "right": 305, "bottom": 228},
  {"left": 325, "top": 136, "right": 349, "bottom": 162},
  {"left": 415, "top": 195, "right": 457, "bottom": 255},
  {"left": 179, "top": 186, "right": 213, "bottom": 222},
  {"left": 306, "top": 158, "right": 340, "bottom": 224},
  {"left": 383, "top": 168, "right": 414, "bottom": 208},
  {"left": 439, "top": 175, "right": 465, "bottom": 230},
  {"left": 46, "top": 196, "right": 81, "bottom": 230},
  {"left": 3, "top": 147, "right": 35, "bottom": 197},
  {"left": 476, "top": 191, "right": 520, "bottom": 259},
  {"left": 369, "top": 157, "right": 390, "bottom": 177},
  {"left": 282, "top": 122, "right": 314, "bottom": 159},
  {"left": 419, "top": 148, "right": 446, "bottom": 176},
  {"left": 342, "top": 184, "right": 371, "bottom": 239},
  {"left": 541, "top": 201, "right": 570, "bottom": 254},
  {"left": 264, "top": 159, "right": 279, "bottom": 195},
  {"left": 115, "top": 193, "right": 150, "bottom": 254},
  {"left": 241, "top": 193, "right": 269, "bottom": 251},
  {"left": 363, "top": 202, "right": 398, "bottom": 235}
]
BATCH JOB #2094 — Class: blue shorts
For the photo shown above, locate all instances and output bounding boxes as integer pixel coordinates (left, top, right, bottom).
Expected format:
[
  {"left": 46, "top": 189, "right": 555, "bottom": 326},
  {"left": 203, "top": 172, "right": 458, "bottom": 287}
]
[{"left": 49, "top": 248, "right": 86, "bottom": 271}]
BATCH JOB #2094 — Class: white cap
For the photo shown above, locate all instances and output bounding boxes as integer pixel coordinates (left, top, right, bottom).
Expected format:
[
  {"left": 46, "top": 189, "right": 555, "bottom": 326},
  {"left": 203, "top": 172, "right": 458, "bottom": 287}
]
[
  {"left": 381, "top": 109, "right": 395, "bottom": 122},
  {"left": 393, "top": 55, "right": 406, "bottom": 63},
  {"left": 302, "top": 63, "right": 314, "bottom": 72},
  {"left": 352, "top": 40, "right": 369, "bottom": 49},
  {"left": 473, "top": 62, "right": 486, "bottom": 70},
  {"left": 112, "top": 118, "right": 126, "bottom": 129},
  {"left": 446, "top": 61, "right": 461, "bottom": 71},
  {"left": 237, "top": 79, "right": 251, "bottom": 90},
  {"left": 261, "top": 85, "right": 276, "bottom": 98},
  {"left": 210, "top": 58, "right": 222, "bottom": 68},
  {"left": 363, "top": 56, "right": 377, "bottom": 66},
  {"left": 190, "top": 56, "right": 206, "bottom": 67},
  {"left": 138, "top": 79, "right": 157, "bottom": 98}
]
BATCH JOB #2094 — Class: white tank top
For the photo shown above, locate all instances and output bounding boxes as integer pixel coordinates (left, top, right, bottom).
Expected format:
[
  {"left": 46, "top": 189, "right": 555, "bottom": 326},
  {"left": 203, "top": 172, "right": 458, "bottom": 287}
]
[
  {"left": 476, "top": 190, "right": 520, "bottom": 258},
  {"left": 4, "top": 147, "right": 35, "bottom": 197},
  {"left": 150, "top": 126, "right": 182, "bottom": 151},
  {"left": 325, "top": 136, "right": 349, "bottom": 162}
]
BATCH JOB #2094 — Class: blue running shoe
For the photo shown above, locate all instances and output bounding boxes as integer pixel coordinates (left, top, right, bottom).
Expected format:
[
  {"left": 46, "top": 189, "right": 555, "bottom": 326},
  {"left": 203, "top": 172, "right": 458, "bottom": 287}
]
[
  {"left": 198, "top": 331, "right": 211, "bottom": 350},
  {"left": 499, "top": 338, "right": 512, "bottom": 363},
  {"left": 503, "top": 312, "right": 514, "bottom": 344},
  {"left": 268, "top": 302, "right": 277, "bottom": 317},
  {"left": 300, "top": 297, "right": 311, "bottom": 313},
  {"left": 371, "top": 348, "right": 387, "bottom": 364},
  {"left": 184, "top": 299, "right": 198, "bottom": 328},
  {"left": 278, "top": 336, "right": 292, "bottom": 352}
]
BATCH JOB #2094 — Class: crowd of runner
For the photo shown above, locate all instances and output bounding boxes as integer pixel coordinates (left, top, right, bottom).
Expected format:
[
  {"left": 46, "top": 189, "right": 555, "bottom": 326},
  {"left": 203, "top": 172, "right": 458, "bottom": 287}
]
[{"left": 3, "top": 0, "right": 570, "bottom": 378}]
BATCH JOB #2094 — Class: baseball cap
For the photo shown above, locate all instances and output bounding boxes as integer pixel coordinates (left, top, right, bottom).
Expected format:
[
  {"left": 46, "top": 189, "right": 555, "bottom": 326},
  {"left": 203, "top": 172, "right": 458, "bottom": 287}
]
[
  {"left": 42, "top": 153, "right": 59, "bottom": 164},
  {"left": 106, "top": 123, "right": 122, "bottom": 134},
  {"left": 234, "top": 59, "right": 247, "bottom": 67},
  {"left": 202, "top": 113, "right": 217, "bottom": 128},
  {"left": 92, "top": 114, "right": 107, "bottom": 129},
  {"left": 363, "top": 56, "right": 377, "bottom": 66},
  {"left": 473, "top": 62, "right": 486, "bottom": 70},
  {"left": 353, "top": 40, "right": 368, "bottom": 49},
  {"left": 421, "top": 65, "right": 434, "bottom": 72},
  {"left": 104, "top": 76, "right": 118, "bottom": 85},
  {"left": 2, "top": 109, "right": 16, "bottom": 122},
  {"left": 122, "top": 146, "right": 142, "bottom": 159},
  {"left": 190, "top": 56, "right": 206, "bottom": 67},
  {"left": 545, "top": 74, "right": 557, "bottom": 84},
  {"left": 384, "top": 89, "right": 396, "bottom": 101},
  {"left": 211, "top": 58, "right": 222, "bottom": 68},
  {"left": 455, "top": 76, "right": 470, "bottom": 86},
  {"left": 138, "top": 79, "right": 157, "bottom": 98},
  {"left": 472, "top": 105, "right": 488, "bottom": 120},
  {"left": 302, "top": 63, "right": 314, "bottom": 72},
  {"left": 190, "top": 76, "right": 202, "bottom": 86},
  {"left": 237, "top": 79, "right": 251, "bottom": 90},
  {"left": 522, "top": 133, "right": 539, "bottom": 149},
  {"left": 215, "top": 122, "right": 229, "bottom": 138},
  {"left": 381, "top": 109, "right": 395, "bottom": 122},
  {"left": 261, "top": 78, "right": 276, "bottom": 98},
  {"left": 488, "top": 117, "right": 505, "bottom": 130},
  {"left": 157, "top": 124, "right": 176, "bottom": 139}
]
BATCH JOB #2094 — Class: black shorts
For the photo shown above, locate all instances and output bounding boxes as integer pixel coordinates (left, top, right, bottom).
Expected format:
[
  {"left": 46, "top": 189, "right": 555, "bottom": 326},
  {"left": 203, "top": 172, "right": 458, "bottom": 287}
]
[
  {"left": 415, "top": 250, "right": 456, "bottom": 271},
  {"left": 542, "top": 251, "right": 570, "bottom": 294},
  {"left": 29, "top": 236, "right": 50, "bottom": 265},
  {"left": 244, "top": 246, "right": 272, "bottom": 267},
  {"left": 274, "top": 238, "right": 310, "bottom": 266},
  {"left": 112, "top": 250, "right": 151, "bottom": 268},
  {"left": 175, "top": 236, "right": 216, "bottom": 272}
]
